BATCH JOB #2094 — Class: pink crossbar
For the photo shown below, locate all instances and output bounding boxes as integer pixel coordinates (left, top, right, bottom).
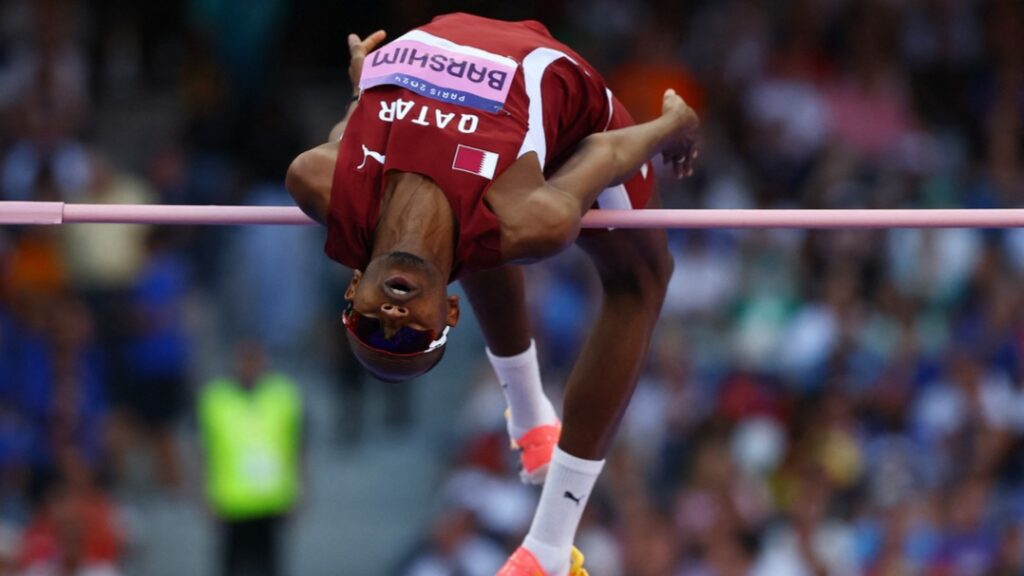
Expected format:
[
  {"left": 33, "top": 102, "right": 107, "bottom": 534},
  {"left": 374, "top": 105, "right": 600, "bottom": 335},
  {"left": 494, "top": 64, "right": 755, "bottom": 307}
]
[{"left": 4, "top": 202, "right": 1024, "bottom": 228}]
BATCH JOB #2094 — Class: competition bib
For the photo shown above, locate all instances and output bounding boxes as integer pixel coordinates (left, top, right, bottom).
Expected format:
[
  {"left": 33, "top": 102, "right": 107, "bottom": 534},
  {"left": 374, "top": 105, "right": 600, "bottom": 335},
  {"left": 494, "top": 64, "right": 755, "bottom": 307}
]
[{"left": 359, "top": 30, "right": 518, "bottom": 113}]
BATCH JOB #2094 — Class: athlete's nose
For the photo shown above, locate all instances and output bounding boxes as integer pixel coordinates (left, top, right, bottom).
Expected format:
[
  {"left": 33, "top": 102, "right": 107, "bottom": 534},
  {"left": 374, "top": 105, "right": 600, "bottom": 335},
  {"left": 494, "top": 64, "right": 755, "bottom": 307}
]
[{"left": 380, "top": 303, "right": 409, "bottom": 319}]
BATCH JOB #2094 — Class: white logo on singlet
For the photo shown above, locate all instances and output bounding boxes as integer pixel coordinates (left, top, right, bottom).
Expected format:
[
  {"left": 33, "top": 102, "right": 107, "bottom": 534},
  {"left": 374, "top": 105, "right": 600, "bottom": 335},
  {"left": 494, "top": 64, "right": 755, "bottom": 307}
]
[{"left": 358, "top": 145, "right": 386, "bottom": 170}]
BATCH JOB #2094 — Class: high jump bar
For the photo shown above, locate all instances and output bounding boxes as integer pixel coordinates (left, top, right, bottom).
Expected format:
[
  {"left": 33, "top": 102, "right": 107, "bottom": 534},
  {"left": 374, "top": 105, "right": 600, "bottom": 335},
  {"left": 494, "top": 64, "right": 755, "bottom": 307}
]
[{"left": 4, "top": 201, "right": 1024, "bottom": 229}]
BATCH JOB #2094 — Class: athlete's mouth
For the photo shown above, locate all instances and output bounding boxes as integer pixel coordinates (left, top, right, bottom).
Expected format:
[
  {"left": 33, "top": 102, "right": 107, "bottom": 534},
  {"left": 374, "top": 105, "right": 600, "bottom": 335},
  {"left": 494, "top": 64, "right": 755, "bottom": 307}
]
[{"left": 384, "top": 276, "right": 417, "bottom": 298}]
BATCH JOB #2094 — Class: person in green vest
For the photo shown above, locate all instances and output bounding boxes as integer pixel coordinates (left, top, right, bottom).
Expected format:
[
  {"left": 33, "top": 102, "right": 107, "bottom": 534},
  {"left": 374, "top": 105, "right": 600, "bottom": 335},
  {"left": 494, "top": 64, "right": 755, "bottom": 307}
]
[{"left": 198, "top": 341, "right": 303, "bottom": 576}]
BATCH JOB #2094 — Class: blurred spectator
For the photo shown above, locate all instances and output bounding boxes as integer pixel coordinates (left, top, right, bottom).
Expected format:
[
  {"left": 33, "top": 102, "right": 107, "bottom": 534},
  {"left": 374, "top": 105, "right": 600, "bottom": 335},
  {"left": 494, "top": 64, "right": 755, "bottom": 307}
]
[
  {"left": 396, "top": 433, "right": 531, "bottom": 576},
  {"left": 397, "top": 507, "right": 507, "bottom": 576},
  {"left": 0, "top": 520, "right": 19, "bottom": 575},
  {"left": 198, "top": 341, "right": 303, "bottom": 576},
  {"left": 2, "top": 227, "right": 66, "bottom": 298},
  {"left": 226, "top": 188, "right": 318, "bottom": 358},
  {"left": 991, "top": 520, "right": 1024, "bottom": 575},
  {"left": 928, "top": 476, "right": 999, "bottom": 574},
  {"left": 608, "top": 21, "right": 705, "bottom": 123},
  {"left": 60, "top": 155, "right": 153, "bottom": 292},
  {"left": 187, "top": 0, "right": 287, "bottom": 105},
  {"left": 31, "top": 296, "right": 107, "bottom": 484},
  {"left": 17, "top": 460, "right": 122, "bottom": 576},
  {"left": 107, "top": 228, "right": 189, "bottom": 491},
  {"left": 1, "top": 0, "right": 90, "bottom": 203},
  {"left": 59, "top": 155, "right": 153, "bottom": 442}
]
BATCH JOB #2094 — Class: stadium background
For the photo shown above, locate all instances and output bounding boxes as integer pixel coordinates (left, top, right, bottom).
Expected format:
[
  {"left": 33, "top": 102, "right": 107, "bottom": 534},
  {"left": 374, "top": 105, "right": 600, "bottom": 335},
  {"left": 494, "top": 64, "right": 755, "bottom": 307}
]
[{"left": 1, "top": 0, "right": 1023, "bottom": 574}]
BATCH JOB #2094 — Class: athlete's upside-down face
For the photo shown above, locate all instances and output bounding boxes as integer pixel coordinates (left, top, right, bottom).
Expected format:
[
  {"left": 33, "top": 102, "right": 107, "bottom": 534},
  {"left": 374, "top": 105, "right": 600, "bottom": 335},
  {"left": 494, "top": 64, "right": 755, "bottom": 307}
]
[{"left": 343, "top": 251, "right": 460, "bottom": 382}]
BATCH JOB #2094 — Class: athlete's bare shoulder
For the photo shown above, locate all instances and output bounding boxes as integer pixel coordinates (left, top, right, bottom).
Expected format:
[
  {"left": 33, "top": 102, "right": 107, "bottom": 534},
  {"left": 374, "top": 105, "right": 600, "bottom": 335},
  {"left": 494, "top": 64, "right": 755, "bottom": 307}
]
[{"left": 286, "top": 141, "right": 338, "bottom": 225}]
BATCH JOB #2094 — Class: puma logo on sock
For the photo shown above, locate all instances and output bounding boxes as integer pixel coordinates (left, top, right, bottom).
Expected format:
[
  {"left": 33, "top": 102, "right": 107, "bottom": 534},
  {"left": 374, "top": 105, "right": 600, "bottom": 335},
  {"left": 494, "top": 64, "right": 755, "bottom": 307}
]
[{"left": 563, "top": 491, "right": 584, "bottom": 506}]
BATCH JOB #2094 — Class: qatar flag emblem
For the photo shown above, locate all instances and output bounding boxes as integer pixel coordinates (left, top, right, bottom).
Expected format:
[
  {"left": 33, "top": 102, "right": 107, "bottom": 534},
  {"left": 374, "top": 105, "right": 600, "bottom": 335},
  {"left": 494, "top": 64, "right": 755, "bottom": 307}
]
[{"left": 452, "top": 145, "right": 500, "bottom": 180}]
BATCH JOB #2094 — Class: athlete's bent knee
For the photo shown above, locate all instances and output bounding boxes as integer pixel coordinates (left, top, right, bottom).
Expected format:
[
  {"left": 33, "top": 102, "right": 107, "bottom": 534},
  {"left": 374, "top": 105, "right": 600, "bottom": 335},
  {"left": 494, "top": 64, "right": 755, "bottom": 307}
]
[
  {"left": 649, "top": 247, "right": 674, "bottom": 291},
  {"left": 601, "top": 248, "right": 673, "bottom": 309}
]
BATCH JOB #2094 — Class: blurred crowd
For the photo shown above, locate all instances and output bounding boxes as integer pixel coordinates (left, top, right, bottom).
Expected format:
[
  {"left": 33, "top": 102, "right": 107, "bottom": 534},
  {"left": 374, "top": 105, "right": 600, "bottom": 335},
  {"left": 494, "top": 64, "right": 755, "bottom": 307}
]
[
  {"left": 393, "top": 0, "right": 1024, "bottom": 575},
  {"left": 0, "top": 0, "right": 325, "bottom": 573},
  {"left": 0, "top": 0, "right": 1023, "bottom": 575}
]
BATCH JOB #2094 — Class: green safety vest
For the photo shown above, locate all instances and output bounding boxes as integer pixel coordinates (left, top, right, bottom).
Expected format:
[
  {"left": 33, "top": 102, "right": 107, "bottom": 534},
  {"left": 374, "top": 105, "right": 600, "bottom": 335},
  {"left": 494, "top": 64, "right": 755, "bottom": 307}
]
[{"left": 199, "top": 373, "right": 301, "bottom": 520}]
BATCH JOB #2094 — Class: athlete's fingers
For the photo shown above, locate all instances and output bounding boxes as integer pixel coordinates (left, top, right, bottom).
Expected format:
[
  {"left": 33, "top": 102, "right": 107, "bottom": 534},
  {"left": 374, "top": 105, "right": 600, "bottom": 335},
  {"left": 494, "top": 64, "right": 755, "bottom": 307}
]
[
  {"left": 349, "top": 30, "right": 385, "bottom": 56},
  {"left": 348, "top": 33, "right": 368, "bottom": 89},
  {"left": 363, "top": 30, "right": 387, "bottom": 53},
  {"left": 349, "top": 30, "right": 386, "bottom": 64},
  {"left": 348, "top": 33, "right": 363, "bottom": 56}
]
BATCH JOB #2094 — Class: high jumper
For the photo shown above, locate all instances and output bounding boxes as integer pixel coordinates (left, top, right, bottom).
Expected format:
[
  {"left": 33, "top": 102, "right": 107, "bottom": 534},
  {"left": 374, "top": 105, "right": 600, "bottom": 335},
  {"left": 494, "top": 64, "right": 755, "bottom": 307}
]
[{"left": 283, "top": 13, "right": 698, "bottom": 575}]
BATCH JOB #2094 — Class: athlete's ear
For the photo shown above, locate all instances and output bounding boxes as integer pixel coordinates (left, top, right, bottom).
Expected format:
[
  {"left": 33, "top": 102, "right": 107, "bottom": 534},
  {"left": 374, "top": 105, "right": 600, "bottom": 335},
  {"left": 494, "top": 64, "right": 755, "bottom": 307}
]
[
  {"left": 446, "top": 294, "right": 460, "bottom": 327},
  {"left": 344, "top": 270, "right": 363, "bottom": 300}
]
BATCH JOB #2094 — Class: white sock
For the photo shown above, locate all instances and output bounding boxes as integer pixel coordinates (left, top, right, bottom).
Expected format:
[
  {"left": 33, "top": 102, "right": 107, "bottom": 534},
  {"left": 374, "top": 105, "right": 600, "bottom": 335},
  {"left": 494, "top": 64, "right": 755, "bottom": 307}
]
[
  {"left": 522, "top": 447, "right": 605, "bottom": 575},
  {"left": 486, "top": 340, "right": 559, "bottom": 440}
]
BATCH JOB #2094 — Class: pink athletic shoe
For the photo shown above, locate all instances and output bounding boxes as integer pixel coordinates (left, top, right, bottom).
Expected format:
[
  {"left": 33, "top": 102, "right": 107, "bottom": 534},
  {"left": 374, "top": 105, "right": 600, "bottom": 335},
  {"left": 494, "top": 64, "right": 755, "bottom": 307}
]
[
  {"left": 496, "top": 546, "right": 588, "bottom": 576},
  {"left": 506, "top": 410, "right": 561, "bottom": 485}
]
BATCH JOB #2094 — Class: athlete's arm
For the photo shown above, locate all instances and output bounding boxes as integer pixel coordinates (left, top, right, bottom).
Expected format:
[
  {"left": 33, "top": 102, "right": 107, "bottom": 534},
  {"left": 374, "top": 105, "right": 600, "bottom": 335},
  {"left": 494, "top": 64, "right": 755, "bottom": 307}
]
[
  {"left": 287, "top": 30, "right": 388, "bottom": 224},
  {"left": 494, "top": 90, "right": 700, "bottom": 262},
  {"left": 328, "top": 30, "right": 386, "bottom": 142},
  {"left": 286, "top": 141, "right": 335, "bottom": 224},
  {"left": 550, "top": 89, "right": 699, "bottom": 206}
]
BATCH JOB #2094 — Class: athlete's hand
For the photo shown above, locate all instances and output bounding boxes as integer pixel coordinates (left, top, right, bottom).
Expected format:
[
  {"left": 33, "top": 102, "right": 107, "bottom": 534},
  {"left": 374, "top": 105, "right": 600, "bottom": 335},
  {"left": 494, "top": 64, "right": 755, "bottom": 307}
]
[
  {"left": 348, "top": 30, "right": 387, "bottom": 95},
  {"left": 659, "top": 89, "right": 700, "bottom": 179}
]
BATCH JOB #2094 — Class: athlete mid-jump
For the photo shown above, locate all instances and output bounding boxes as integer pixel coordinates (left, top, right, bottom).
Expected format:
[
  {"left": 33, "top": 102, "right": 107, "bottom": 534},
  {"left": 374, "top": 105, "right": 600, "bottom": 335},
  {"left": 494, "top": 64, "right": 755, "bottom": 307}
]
[{"left": 286, "top": 13, "right": 699, "bottom": 575}]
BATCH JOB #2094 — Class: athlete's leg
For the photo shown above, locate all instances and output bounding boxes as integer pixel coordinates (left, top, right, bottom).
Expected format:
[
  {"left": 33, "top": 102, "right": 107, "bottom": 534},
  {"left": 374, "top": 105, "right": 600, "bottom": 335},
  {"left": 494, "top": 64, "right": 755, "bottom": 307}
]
[
  {"left": 559, "top": 224, "right": 672, "bottom": 458},
  {"left": 511, "top": 192, "right": 673, "bottom": 575},
  {"left": 461, "top": 265, "right": 560, "bottom": 479},
  {"left": 459, "top": 265, "right": 532, "bottom": 356}
]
